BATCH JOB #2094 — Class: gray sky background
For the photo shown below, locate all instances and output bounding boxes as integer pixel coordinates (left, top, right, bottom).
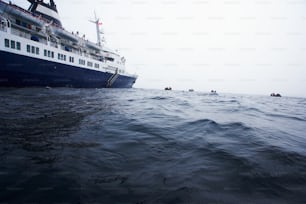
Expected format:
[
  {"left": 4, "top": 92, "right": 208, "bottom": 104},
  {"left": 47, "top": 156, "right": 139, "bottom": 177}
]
[{"left": 13, "top": 0, "right": 306, "bottom": 97}]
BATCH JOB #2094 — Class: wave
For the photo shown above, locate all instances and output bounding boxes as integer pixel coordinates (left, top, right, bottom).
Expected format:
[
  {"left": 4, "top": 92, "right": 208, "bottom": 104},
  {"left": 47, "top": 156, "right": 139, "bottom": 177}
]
[
  {"left": 1, "top": 88, "right": 306, "bottom": 203},
  {"left": 149, "top": 96, "right": 171, "bottom": 100},
  {"left": 256, "top": 145, "right": 306, "bottom": 167},
  {"left": 184, "top": 119, "right": 254, "bottom": 133},
  {"left": 215, "top": 99, "right": 241, "bottom": 104},
  {"left": 265, "top": 113, "right": 306, "bottom": 122}
]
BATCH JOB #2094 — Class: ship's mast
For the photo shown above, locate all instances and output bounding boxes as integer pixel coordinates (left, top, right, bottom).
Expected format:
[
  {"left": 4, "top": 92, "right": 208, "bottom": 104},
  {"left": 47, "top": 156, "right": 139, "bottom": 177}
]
[{"left": 90, "top": 12, "right": 104, "bottom": 46}]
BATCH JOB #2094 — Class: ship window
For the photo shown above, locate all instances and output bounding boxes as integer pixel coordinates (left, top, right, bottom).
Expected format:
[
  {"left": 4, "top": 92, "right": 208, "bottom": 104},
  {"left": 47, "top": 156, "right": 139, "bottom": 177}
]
[
  {"left": 58, "top": 54, "right": 65, "bottom": 61},
  {"left": 10, "top": 41, "right": 15, "bottom": 49},
  {"left": 16, "top": 19, "right": 21, "bottom": 26},
  {"left": 27, "top": 45, "right": 30, "bottom": 53},
  {"left": 51, "top": 52, "right": 54, "bottom": 58},
  {"left": 105, "top": 57, "right": 114, "bottom": 62},
  {"left": 21, "top": 22, "right": 27, "bottom": 28},
  {"left": 69, "top": 57, "right": 74, "bottom": 63},
  {"left": 44, "top": 50, "right": 47, "bottom": 56},
  {"left": 4, "top": 39, "right": 9, "bottom": 48},
  {"left": 87, "top": 61, "right": 93, "bottom": 67},
  {"left": 36, "top": 47, "right": 39, "bottom": 55},
  {"left": 16, "top": 42, "right": 21, "bottom": 50},
  {"left": 48, "top": 51, "right": 51, "bottom": 57},
  {"left": 95, "top": 63, "right": 99, "bottom": 69},
  {"left": 79, "top": 59, "right": 85, "bottom": 65},
  {"left": 31, "top": 46, "right": 35, "bottom": 54}
]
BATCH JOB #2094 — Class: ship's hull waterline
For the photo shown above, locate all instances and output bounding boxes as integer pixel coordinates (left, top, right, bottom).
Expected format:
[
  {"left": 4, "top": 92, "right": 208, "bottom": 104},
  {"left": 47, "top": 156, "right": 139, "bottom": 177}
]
[{"left": 0, "top": 51, "right": 136, "bottom": 88}]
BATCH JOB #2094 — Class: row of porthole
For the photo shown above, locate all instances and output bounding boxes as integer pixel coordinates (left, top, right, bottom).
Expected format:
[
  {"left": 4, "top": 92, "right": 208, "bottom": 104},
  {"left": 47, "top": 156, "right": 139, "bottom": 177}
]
[{"left": 4, "top": 38, "right": 21, "bottom": 50}]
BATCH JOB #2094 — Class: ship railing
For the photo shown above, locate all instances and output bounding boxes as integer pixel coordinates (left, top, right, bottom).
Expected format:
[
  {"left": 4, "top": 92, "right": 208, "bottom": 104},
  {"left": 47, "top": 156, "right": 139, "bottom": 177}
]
[
  {"left": 10, "top": 28, "right": 48, "bottom": 45},
  {"left": 40, "top": 38, "right": 48, "bottom": 45},
  {"left": 8, "top": 2, "right": 33, "bottom": 17},
  {"left": 105, "top": 66, "right": 118, "bottom": 73},
  {"left": 50, "top": 42, "right": 58, "bottom": 48},
  {"left": 2, "top": 0, "right": 79, "bottom": 40},
  {"left": 11, "top": 28, "right": 30, "bottom": 39},
  {"left": 8, "top": 1, "right": 57, "bottom": 28},
  {"left": 4, "top": 0, "right": 66, "bottom": 33}
]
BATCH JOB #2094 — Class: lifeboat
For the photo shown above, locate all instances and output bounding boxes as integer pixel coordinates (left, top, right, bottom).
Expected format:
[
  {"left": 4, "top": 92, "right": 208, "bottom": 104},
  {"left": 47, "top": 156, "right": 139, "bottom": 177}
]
[
  {"left": 53, "top": 27, "right": 79, "bottom": 42},
  {"left": 0, "top": 1, "right": 43, "bottom": 26},
  {"left": 270, "top": 93, "right": 281, "bottom": 97},
  {"left": 85, "top": 41, "right": 101, "bottom": 51}
]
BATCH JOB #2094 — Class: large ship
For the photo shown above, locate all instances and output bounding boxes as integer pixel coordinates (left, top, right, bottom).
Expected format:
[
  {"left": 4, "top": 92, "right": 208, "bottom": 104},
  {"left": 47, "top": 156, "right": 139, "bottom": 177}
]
[{"left": 0, "top": 0, "right": 137, "bottom": 88}]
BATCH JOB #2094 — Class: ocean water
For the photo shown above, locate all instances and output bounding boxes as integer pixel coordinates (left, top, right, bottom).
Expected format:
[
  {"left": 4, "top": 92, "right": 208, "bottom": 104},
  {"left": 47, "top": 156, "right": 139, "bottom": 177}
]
[{"left": 0, "top": 88, "right": 306, "bottom": 204}]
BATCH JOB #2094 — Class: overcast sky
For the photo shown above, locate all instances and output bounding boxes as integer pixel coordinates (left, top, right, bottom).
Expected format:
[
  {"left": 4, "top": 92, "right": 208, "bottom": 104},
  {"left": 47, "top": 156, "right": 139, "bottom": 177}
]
[{"left": 13, "top": 0, "right": 306, "bottom": 97}]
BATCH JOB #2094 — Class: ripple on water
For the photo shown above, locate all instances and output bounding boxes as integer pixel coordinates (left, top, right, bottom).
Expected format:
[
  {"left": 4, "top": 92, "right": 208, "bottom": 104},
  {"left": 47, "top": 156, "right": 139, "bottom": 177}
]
[{"left": 0, "top": 88, "right": 306, "bottom": 203}]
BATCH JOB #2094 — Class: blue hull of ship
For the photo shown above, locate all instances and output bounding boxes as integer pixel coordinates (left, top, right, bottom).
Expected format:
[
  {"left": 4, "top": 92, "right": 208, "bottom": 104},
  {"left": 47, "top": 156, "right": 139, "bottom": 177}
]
[{"left": 0, "top": 51, "right": 136, "bottom": 88}]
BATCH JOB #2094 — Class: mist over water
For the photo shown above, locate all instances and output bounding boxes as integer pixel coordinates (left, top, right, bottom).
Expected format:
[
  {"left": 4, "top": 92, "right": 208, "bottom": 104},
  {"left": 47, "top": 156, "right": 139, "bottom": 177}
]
[{"left": 0, "top": 88, "right": 306, "bottom": 203}]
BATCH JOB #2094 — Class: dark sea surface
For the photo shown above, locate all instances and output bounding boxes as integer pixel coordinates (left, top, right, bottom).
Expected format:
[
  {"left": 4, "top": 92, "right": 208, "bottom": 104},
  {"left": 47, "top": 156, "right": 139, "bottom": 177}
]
[{"left": 0, "top": 88, "right": 306, "bottom": 204}]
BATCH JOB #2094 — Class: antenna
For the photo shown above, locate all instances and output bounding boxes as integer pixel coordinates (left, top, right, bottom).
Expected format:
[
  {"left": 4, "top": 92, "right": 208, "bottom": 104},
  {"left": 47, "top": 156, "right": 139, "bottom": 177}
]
[{"left": 89, "top": 11, "right": 104, "bottom": 46}]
